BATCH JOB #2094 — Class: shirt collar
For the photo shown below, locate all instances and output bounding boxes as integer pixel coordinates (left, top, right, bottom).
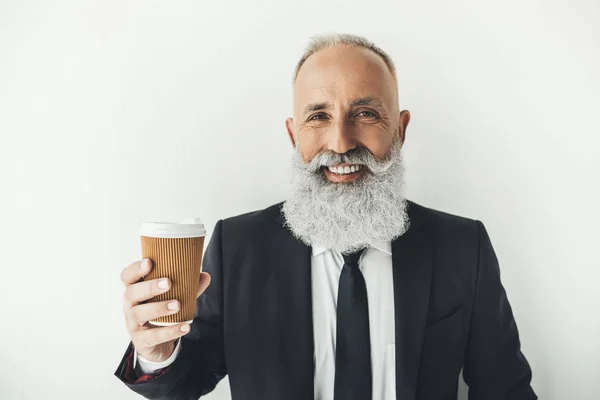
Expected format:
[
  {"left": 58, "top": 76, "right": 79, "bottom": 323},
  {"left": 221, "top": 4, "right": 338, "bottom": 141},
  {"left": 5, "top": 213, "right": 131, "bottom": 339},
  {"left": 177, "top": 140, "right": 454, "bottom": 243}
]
[{"left": 311, "top": 240, "right": 392, "bottom": 257}]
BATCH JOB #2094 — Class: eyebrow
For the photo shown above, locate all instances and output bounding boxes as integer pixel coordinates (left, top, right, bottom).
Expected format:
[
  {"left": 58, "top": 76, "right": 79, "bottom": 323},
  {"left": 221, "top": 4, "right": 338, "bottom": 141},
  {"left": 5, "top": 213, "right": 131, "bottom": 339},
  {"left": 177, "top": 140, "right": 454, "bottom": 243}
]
[{"left": 302, "top": 97, "right": 385, "bottom": 117}]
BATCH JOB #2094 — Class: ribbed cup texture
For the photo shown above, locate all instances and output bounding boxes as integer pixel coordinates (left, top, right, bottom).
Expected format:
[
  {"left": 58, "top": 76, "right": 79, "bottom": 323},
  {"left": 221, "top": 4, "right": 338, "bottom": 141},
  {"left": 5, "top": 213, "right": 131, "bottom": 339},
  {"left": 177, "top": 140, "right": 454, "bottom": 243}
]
[{"left": 140, "top": 235, "right": 205, "bottom": 324}]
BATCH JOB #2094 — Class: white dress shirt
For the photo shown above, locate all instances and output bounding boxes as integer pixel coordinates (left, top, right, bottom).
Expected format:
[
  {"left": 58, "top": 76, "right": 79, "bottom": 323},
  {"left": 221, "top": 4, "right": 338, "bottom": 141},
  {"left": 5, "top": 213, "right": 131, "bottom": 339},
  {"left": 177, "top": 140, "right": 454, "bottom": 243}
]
[{"left": 135, "top": 241, "right": 396, "bottom": 400}]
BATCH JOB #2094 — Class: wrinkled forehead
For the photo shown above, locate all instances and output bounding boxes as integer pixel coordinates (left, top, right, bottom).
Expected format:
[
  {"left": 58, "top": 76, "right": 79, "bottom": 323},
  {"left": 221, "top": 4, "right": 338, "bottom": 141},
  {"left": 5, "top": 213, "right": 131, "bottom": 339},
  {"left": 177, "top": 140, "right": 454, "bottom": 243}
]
[{"left": 293, "top": 46, "right": 397, "bottom": 115}]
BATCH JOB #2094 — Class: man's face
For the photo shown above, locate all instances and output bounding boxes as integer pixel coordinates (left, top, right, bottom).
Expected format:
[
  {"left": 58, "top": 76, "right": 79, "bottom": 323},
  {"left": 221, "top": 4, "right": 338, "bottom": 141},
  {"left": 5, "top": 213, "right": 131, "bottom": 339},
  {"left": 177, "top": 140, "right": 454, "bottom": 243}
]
[{"left": 286, "top": 45, "right": 410, "bottom": 183}]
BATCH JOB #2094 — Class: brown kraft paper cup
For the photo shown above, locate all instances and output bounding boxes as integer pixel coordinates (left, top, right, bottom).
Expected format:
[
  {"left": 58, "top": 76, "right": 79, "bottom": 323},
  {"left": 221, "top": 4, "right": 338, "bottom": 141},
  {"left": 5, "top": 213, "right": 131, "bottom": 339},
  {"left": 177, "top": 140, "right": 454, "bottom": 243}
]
[{"left": 140, "top": 218, "right": 206, "bottom": 326}]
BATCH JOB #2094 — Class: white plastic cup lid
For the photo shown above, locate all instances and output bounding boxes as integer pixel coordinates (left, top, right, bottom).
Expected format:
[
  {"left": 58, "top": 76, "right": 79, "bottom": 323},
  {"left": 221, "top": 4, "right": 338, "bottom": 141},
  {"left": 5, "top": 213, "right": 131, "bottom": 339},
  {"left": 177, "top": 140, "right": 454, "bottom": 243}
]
[{"left": 140, "top": 217, "right": 206, "bottom": 238}]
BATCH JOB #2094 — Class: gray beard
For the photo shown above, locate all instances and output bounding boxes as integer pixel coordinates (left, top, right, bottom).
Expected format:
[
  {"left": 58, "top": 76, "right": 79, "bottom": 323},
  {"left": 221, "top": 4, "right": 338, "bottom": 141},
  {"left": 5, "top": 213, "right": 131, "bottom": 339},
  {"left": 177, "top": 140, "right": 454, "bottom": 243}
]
[{"left": 281, "top": 135, "right": 410, "bottom": 254}]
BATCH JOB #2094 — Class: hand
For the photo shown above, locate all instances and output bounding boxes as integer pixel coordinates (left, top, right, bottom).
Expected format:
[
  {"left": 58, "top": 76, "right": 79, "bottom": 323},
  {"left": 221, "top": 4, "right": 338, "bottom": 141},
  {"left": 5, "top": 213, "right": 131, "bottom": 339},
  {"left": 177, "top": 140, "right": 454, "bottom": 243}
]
[{"left": 121, "top": 259, "right": 211, "bottom": 363}]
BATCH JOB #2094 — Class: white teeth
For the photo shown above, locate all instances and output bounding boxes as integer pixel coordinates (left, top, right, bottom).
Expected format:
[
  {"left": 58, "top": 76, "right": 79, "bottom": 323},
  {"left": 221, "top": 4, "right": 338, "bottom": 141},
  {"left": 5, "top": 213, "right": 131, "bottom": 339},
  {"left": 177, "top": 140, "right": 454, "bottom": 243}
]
[{"left": 327, "top": 164, "right": 362, "bottom": 175}]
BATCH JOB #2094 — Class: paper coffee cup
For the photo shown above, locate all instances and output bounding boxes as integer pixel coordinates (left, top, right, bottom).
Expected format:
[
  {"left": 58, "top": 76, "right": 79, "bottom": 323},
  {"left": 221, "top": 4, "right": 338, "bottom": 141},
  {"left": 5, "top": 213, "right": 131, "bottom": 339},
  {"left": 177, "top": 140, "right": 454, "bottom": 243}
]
[{"left": 140, "top": 218, "right": 206, "bottom": 326}]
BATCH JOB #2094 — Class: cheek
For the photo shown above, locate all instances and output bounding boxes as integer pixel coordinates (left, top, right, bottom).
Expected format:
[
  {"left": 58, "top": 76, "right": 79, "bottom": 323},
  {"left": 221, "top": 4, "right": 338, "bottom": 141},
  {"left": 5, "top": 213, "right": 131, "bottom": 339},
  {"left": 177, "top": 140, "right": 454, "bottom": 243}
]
[
  {"left": 297, "top": 136, "right": 323, "bottom": 162},
  {"left": 362, "top": 138, "right": 393, "bottom": 160}
]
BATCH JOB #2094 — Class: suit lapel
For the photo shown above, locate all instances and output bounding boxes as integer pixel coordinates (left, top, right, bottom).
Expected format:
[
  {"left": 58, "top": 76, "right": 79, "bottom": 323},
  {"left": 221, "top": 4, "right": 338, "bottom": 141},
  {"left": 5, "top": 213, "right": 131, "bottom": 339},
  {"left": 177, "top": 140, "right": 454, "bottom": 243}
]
[
  {"left": 270, "top": 205, "right": 314, "bottom": 400},
  {"left": 393, "top": 201, "right": 433, "bottom": 400}
]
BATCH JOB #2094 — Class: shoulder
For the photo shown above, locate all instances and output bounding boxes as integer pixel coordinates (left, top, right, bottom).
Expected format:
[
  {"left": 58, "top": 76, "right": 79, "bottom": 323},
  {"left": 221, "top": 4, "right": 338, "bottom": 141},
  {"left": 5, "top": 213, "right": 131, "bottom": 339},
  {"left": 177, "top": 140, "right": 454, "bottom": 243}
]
[
  {"left": 217, "top": 199, "right": 487, "bottom": 244},
  {"left": 218, "top": 201, "right": 284, "bottom": 238},
  {"left": 218, "top": 199, "right": 484, "bottom": 236},
  {"left": 406, "top": 199, "right": 483, "bottom": 243}
]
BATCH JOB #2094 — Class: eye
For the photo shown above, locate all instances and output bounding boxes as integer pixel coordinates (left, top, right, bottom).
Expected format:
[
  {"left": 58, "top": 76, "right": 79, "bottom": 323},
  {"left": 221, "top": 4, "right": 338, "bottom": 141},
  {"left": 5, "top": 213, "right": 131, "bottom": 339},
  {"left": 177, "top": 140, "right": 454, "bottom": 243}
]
[
  {"left": 357, "top": 110, "right": 378, "bottom": 118},
  {"left": 308, "top": 113, "right": 328, "bottom": 121}
]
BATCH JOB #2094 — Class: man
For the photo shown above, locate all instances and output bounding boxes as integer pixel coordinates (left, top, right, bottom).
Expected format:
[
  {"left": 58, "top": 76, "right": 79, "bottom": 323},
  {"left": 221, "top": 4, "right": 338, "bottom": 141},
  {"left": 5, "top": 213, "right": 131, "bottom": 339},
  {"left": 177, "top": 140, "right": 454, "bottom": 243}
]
[{"left": 115, "top": 33, "right": 537, "bottom": 400}]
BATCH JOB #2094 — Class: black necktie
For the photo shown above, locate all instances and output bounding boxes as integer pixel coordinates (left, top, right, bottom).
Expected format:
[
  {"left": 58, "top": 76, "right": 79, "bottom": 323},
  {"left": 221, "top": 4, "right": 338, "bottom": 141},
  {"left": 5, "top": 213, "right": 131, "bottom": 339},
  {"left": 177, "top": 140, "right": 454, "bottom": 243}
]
[{"left": 334, "top": 248, "right": 372, "bottom": 400}]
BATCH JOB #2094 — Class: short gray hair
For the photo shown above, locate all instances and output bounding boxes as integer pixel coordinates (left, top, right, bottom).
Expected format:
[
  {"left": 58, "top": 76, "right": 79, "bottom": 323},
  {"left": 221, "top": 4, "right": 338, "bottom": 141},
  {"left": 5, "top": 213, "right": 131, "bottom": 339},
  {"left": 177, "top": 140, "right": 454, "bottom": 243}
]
[{"left": 292, "top": 32, "right": 397, "bottom": 85}]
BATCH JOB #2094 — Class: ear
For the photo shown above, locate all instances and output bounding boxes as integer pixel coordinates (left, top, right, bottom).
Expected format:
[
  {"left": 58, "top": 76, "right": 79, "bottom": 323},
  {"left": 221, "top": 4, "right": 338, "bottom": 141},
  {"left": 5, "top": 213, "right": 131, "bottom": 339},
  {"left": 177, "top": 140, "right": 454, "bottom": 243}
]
[
  {"left": 398, "top": 110, "right": 411, "bottom": 145},
  {"left": 285, "top": 117, "right": 297, "bottom": 148}
]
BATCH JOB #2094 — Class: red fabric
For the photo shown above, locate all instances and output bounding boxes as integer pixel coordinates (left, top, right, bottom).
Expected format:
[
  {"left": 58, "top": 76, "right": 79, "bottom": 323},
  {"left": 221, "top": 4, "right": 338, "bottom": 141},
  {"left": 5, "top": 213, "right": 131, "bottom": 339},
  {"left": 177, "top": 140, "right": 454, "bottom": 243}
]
[{"left": 122, "top": 346, "right": 171, "bottom": 383}]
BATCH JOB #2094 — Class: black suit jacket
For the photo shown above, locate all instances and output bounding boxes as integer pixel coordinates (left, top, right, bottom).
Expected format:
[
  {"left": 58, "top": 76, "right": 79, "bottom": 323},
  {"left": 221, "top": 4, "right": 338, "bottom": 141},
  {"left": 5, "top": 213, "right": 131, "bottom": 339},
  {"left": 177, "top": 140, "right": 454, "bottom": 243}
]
[{"left": 115, "top": 200, "right": 537, "bottom": 400}]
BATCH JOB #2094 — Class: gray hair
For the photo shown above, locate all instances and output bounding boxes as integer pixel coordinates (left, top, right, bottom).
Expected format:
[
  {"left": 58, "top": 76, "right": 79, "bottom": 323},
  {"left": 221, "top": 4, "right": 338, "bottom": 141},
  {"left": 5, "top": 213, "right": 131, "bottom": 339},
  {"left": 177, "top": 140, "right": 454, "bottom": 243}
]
[{"left": 292, "top": 32, "right": 397, "bottom": 85}]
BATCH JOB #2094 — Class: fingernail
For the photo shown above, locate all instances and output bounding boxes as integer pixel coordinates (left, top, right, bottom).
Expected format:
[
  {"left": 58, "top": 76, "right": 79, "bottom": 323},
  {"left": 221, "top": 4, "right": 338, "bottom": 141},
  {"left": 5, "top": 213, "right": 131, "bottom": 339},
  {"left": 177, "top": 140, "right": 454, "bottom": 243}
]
[
  {"left": 180, "top": 324, "right": 190, "bottom": 332},
  {"left": 167, "top": 301, "right": 179, "bottom": 310},
  {"left": 140, "top": 260, "right": 149, "bottom": 270},
  {"left": 157, "top": 279, "right": 169, "bottom": 289}
]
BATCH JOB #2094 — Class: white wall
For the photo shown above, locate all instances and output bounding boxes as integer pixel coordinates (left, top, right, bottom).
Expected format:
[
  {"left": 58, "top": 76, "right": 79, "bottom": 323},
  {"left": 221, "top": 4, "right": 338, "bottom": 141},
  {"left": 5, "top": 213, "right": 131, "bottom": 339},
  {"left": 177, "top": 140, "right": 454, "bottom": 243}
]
[{"left": 1, "top": 0, "right": 599, "bottom": 399}]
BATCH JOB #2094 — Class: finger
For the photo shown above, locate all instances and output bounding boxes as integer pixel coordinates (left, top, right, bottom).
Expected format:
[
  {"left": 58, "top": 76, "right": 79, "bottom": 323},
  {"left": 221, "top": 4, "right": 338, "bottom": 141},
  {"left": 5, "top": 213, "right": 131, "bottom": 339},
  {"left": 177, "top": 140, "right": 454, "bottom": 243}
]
[
  {"left": 133, "top": 323, "right": 192, "bottom": 350},
  {"left": 197, "top": 272, "right": 211, "bottom": 297},
  {"left": 121, "top": 259, "right": 153, "bottom": 286},
  {"left": 127, "top": 300, "right": 180, "bottom": 328},
  {"left": 124, "top": 277, "right": 171, "bottom": 306}
]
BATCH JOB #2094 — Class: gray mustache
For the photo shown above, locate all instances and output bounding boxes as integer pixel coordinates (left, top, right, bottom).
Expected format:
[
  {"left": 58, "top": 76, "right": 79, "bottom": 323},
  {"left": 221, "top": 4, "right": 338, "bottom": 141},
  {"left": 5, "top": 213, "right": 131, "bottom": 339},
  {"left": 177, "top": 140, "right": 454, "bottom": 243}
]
[{"left": 303, "top": 146, "right": 395, "bottom": 175}]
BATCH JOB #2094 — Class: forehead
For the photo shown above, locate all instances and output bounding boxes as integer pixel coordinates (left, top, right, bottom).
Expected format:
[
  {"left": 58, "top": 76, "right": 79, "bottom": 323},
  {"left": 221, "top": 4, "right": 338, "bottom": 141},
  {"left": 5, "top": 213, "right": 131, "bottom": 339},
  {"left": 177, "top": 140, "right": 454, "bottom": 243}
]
[{"left": 294, "top": 45, "right": 397, "bottom": 110}]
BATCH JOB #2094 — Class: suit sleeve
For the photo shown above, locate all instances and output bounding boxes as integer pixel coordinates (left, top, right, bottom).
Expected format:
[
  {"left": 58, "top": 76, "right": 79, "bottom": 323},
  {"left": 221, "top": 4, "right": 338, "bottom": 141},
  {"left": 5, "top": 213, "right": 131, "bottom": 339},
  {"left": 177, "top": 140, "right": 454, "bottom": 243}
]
[
  {"left": 114, "top": 219, "right": 228, "bottom": 399},
  {"left": 135, "top": 338, "right": 182, "bottom": 375},
  {"left": 462, "top": 221, "right": 537, "bottom": 400}
]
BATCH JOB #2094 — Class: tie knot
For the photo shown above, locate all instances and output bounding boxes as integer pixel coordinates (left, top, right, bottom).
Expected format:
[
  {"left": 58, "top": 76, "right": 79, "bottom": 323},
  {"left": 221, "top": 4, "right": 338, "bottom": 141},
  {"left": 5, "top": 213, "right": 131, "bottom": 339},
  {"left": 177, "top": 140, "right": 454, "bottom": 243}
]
[{"left": 342, "top": 248, "right": 365, "bottom": 266}]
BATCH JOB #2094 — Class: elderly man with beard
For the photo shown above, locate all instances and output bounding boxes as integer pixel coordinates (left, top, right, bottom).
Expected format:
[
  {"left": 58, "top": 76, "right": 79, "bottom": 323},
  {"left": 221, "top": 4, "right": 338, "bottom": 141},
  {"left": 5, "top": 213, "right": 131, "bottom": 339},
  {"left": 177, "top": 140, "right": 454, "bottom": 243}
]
[{"left": 115, "top": 33, "right": 537, "bottom": 400}]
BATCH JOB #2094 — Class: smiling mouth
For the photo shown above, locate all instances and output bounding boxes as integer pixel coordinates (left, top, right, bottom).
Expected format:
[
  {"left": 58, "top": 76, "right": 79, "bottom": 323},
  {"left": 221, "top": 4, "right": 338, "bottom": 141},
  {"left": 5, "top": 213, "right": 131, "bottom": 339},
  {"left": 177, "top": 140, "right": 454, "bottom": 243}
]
[{"left": 321, "top": 163, "right": 365, "bottom": 183}]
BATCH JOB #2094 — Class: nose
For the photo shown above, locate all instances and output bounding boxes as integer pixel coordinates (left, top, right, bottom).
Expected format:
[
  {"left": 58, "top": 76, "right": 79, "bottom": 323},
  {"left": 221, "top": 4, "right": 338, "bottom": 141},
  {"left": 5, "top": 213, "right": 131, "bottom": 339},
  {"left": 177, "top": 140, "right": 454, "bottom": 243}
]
[{"left": 326, "top": 119, "right": 357, "bottom": 154}]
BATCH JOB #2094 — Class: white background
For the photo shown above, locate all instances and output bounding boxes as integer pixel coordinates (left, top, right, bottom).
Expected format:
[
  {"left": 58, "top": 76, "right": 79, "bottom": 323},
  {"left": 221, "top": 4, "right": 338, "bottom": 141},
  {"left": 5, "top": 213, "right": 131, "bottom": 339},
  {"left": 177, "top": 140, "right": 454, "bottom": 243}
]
[{"left": 1, "top": 1, "right": 599, "bottom": 399}]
